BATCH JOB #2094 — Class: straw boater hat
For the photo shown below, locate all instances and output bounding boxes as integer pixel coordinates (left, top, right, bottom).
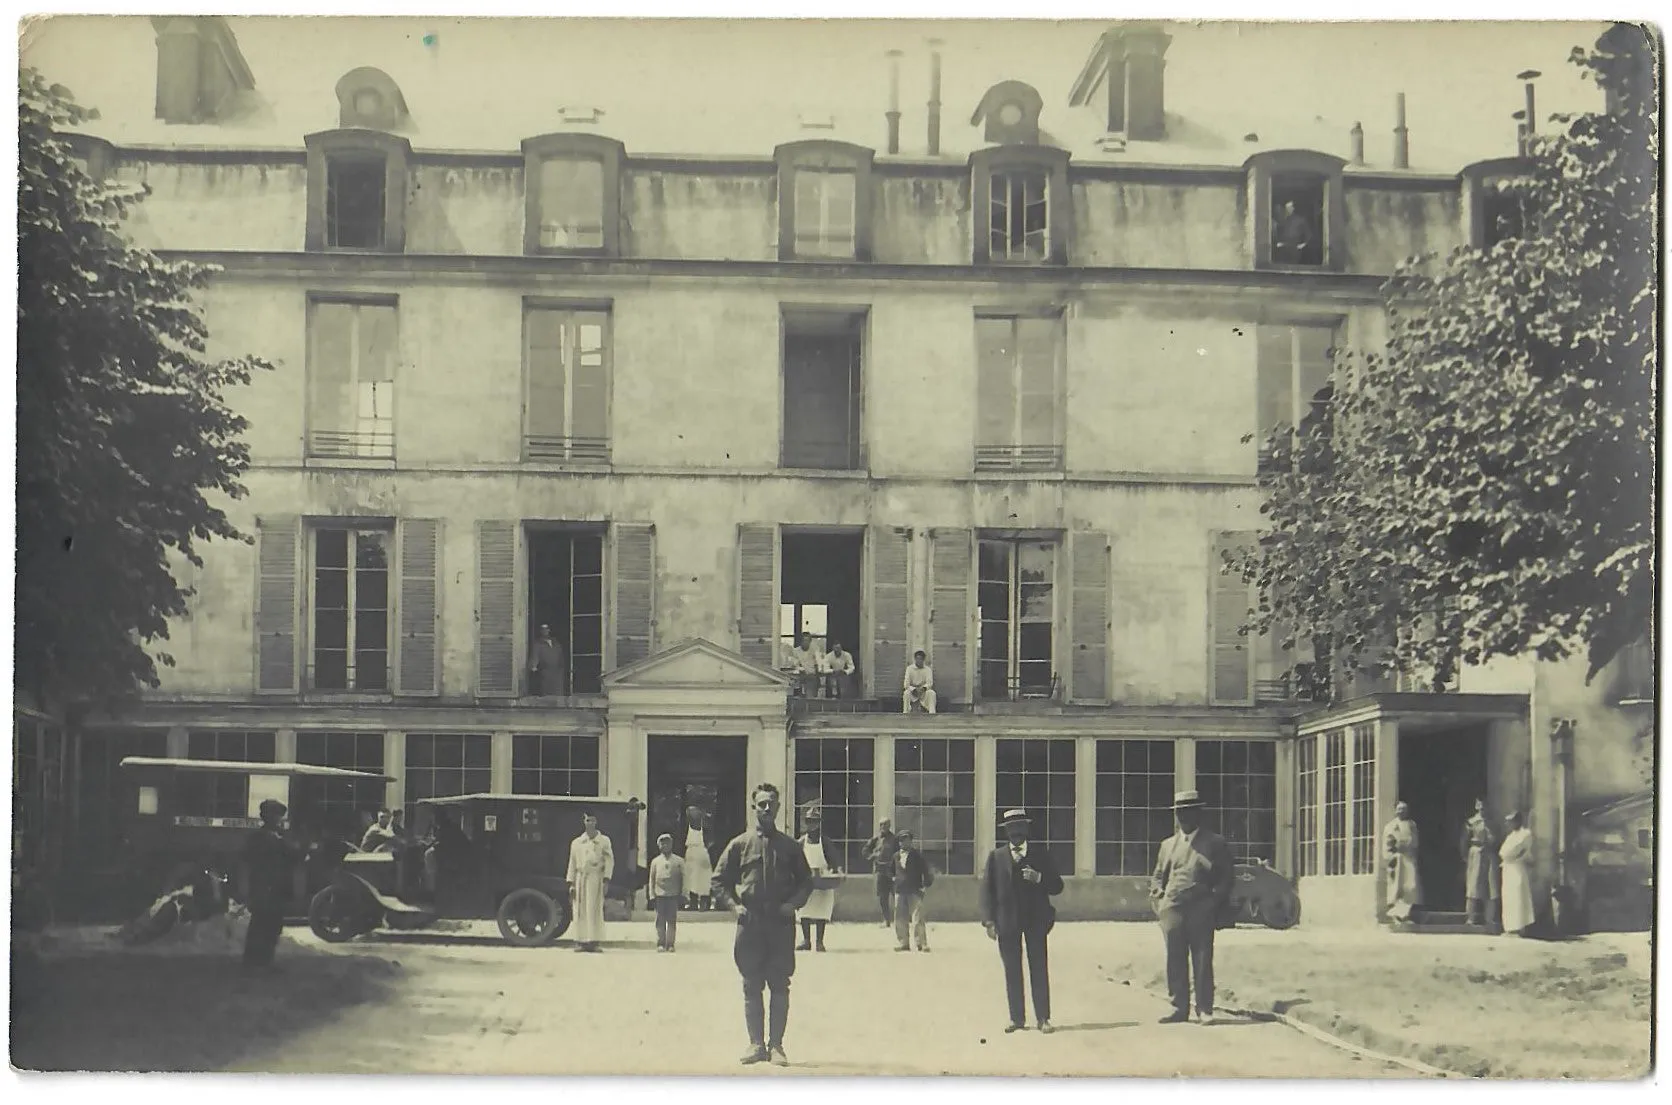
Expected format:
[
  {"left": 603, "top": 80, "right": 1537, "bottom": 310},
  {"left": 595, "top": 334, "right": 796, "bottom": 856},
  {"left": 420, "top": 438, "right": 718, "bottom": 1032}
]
[
  {"left": 1172, "top": 790, "right": 1205, "bottom": 810},
  {"left": 1000, "top": 808, "right": 1032, "bottom": 828}
]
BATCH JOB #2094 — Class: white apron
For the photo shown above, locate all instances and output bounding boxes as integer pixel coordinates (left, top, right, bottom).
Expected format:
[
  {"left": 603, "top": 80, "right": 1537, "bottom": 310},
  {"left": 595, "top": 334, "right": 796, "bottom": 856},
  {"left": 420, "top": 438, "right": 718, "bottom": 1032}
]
[
  {"left": 1499, "top": 828, "right": 1536, "bottom": 933},
  {"left": 566, "top": 831, "right": 613, "bottom": 944},
  {"left": 798, "top": 835, "right": 836, "bottom": 922},
  {"left": 683, "top": 826, "right": 713, "bottom": 898}
]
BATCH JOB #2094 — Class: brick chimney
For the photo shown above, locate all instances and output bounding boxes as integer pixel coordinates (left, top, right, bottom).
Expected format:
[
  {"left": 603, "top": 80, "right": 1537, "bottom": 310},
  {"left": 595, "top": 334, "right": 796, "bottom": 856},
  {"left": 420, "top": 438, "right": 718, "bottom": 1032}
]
[
  {"left": 1119, "top": 23, "right": 1172, "bottom": 141},
  {"left": 150, "top": 16, "right": 254, "bottom": 125}
]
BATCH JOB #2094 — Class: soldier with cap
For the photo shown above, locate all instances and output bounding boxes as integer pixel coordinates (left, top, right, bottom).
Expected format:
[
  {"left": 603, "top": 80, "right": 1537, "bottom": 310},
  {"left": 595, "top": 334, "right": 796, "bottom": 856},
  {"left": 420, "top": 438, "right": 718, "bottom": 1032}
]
[
  {"left": 979, "top": 808, "right": 1064, "bottom": 1034},
  {"left": 241, "top": 798, "right": 299, "bottom": 969},
  {"left": 1149, "top": 789, "right": 1235, "bottom": 1024}
]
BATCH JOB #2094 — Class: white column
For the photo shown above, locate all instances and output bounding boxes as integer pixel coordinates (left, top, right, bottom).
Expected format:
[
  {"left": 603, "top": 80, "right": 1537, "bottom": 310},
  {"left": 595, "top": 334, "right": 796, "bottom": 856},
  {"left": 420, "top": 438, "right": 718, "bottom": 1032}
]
[
  {"left": 166, "top": 726, "right": 188, "bottom": 758},
  {"left": 1074, "top": 735, "right": 1097, "bottom": 876},
  {"left": 1373, "top": 719, "right": 1401, "bottom": 923},
  {"left": 874, "top": 735, "right": 895, "bottom": 825},
  {"left": 1174, "top": 736, "right": 1196, "bottom": 798},
  {"left": 384, "top": 730, "right": 405, "bottom": 810},
  {"left": 1275, "top": 738, "right": 1296, "bottom": 878},
  {"left": 275, "top": 729, "right": 297, "bottom": 763},
  {"left": 975, "top": 736, "right": 997, "bottom": 861},
  {"left": 490, "top": 730, "right": 514, "bottom": 793}
]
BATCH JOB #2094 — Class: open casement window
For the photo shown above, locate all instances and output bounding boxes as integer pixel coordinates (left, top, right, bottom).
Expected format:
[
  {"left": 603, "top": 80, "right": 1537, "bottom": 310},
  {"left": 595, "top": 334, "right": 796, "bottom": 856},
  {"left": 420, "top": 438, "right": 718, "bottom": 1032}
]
[
  {"left": 977, "top": 538, "right": 1058, "bottom": 702},
  {"left": 1245, "top": 150, "right": 1346, "bottom": 272},
  {"left": 929, "top": 529, "right": 973, "bottom": 708},
  {"left": 975, "top": 313, "right": 1064, "bottom": 471},
  {"left": 1068, "top": 531, "right": 1111, "bottom": 704},
  {"left": 525, "top": 305, "right": 610, "bottom": 465},
  {"left": 774, "top": 140, "right": 875, "bottom": 262},
  {"left": 521, "top": 133, "right": 625, "bottom": 256},
  {"left": 307, "top": 299, "right": 397, "bottom": 461},
  {"left": 737, "top": 524, "right": 780, "bottom": 669},
  {"left": 527, "top": 527, "right": 609, "bottom": 695},
  {"left": 1255, "top": 323, "right": 1337, "bottom": 475},
  {"left": 304, "top": 130, "right": 410, "bottom": 253},
  {"left": 781, "top": 309, "right": 864, "bottom": 470},
  {"left": 1461, "top": 158, "right": 1535, "bottom": 250},
  {"left": 867, "top": 526, "right": 912, "bottom": 702},
  {"left": 970, "top": 147, "right": 1072, "bottom": 266},
  {"left": 1208, "top": 531, "right": 1258, "bottom": 706},
  {"left": 254, "top": 516, "right": 301, "bottom": 694},
  {"left": 308, "top": 525, "right": 393, "bottom": 693}
]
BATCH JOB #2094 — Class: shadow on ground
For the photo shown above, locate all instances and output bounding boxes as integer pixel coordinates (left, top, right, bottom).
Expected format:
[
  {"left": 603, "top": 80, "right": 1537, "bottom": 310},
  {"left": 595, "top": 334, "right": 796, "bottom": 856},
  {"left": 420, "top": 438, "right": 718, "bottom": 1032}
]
[{"left": 11, "top": 942, "right": 402, "bottom": 1072}]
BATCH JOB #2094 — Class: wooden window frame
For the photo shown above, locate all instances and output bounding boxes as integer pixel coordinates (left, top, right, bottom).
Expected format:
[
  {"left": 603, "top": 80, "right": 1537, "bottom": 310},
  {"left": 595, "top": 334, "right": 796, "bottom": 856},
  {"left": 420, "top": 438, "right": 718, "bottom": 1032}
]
[
  {"left": 1461, "top": 157, "right": 1534, "bottom": 250},
  {"left": 970, "top": 146, "right": 1072, "bottom": 267},
  {"left": 775, "top": 140, "right": 875, "bottom": 262},
  {"left": 304, "top": 129, "right": 410, "bottom": 254},
  {"left": 521, "top": 133, "right": 625, "bottom": 257},
  {"left": 306, "top": 521, "right": 396, "bottom": 694},
  {"left": 1245, "top": 149, "right": 1347, "bottom": 273},
  {"left": 974, "top": 309, "right": 1066, "bottom": 471},
  {"left": 306, "top": 295, "right": 399, "bottom": 462},
  {"left": 976, "top": 536, "right": 1060, "bottom": 702},
  {"left": 522, "top": 299, "right": 614, "bottom": 466}
]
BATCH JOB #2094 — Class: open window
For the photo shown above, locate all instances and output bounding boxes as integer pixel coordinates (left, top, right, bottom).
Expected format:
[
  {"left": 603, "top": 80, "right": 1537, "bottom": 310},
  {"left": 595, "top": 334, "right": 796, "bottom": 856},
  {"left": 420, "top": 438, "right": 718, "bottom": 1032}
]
[
  {"left": 1246, "top": 150, "right": 1346, "bottom": 271},
  {"left": 307, "top": 297, "right": 398, "bottom": 461},
  {"left": 524, "top": 302, "right": 611, "bottom": 465},
  {"left": 1461, "top": 158, "right": 1534, "bottom": 250},
  {"left": 775, "top": 140, "right": 874, "bottom": 262},
  {"left": 970, "top": 146, "right": 1072, "bottom": 267},
  {"left": 525, "top": 526, "right": 606, "bottom": 696},
  {"left": 778, "top": 530, "right": 864, "bottom": 697},
  {"left": 975, "top": 311, "right": 1064, "bottom": 471},
  {"left": 977, "top": 536, "right": 1058, "bottom": 702},
  {"left": 305, "top": 130, "right": 410, "bottom": 253},
  {"left": 521, "top": 133, "right": 625, "bottom": 256},
  {"left": 781, "top": 307, "right": 864, "bottom": 470},
  {"left": 1255, "top": 321, "right": 1338, "bottom": 474}
]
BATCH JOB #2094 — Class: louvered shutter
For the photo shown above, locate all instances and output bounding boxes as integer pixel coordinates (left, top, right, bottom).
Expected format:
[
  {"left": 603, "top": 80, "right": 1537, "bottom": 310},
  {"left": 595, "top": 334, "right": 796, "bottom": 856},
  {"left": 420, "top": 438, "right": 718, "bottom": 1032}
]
[
  {"left": 395, "top": 519, "right": 442, "bottom": 696},
  {"left": 613, "top": 523, "right": 656, "bottom": 670},
  {"left": 1070, "top": 530, "right": 1110, "bottom": 704},
  {"left": 737, "top": 524, "right": 778, "bottom": 668},
  {"left": 929, "top": 529, "right": 972, "bottom": 707},
  {"left": 476, "top": 521, "right": 518, "bottom": 697},
  {"left": 254, "top": 516, "right": 300, "bottom": 694},
  {"left": 869, "top": 526, "right": 911, "bottom": 701},
  {"left": 1209, "top": 531, "right": 1257, "bottom": 706}
]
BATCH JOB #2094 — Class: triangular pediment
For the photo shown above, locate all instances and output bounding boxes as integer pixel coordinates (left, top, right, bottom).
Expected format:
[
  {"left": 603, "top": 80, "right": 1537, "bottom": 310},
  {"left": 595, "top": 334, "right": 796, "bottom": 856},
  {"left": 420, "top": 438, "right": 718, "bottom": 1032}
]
[{"left": 604, "top": 638, "right": 791, "bottom": 690}]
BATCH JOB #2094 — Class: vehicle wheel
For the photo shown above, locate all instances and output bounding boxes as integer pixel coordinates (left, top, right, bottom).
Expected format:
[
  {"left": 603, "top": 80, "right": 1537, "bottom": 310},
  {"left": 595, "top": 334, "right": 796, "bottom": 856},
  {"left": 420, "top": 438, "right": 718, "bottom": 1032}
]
[
  {"left": 497, "top": 888, "right": 561, "bottom": 947},
  {"left": 547, "top": 894, "right": 572, "bottom": 943},
  {"left": 308, "top": 886, "right": 364, "bottom": 943},
  {"left": 1262, "top": 893, "right": 1300, "bottom": 931}
]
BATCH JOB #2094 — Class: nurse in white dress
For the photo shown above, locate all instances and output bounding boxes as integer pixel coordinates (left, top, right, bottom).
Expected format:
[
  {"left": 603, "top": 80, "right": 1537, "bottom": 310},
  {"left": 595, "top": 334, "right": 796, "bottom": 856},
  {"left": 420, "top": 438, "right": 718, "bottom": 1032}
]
[
  {"left": 796, "top": 805, "right": 840, "bottom": 951},
  {"left": 1499, "top": 811, "right": 1537, "bottom": 936},
  {"left": 682, "top": 805, "right": 714, "bottom": 911}
]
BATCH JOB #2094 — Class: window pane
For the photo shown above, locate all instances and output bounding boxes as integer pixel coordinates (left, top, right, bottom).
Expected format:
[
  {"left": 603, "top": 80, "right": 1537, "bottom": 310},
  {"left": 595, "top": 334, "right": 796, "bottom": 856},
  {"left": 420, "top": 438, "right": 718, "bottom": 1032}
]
[{"left": 539, "top": 157, "right": 606, "bottom": 249}]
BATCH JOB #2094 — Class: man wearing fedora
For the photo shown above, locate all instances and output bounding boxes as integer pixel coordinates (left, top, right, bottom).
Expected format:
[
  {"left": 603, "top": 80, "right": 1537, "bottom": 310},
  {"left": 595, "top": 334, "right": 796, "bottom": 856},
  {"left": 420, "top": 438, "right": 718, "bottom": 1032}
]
[
  {"left": 980, "top": 808, "right": 1065, "bottom": 1033},
  {"left": 1149, "top": 789, "right": 1235, "bottom": 1024}
]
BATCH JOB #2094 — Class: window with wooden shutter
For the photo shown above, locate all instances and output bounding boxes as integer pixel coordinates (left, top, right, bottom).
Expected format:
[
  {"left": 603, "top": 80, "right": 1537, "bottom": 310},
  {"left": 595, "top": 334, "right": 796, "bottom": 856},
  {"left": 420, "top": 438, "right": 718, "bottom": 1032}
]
[
  {"left": 612, "top": 523, "right": 656, "bottom": 670},
  {"left": 1070, "top": 530, "right": 1110, "bottom": 704},
  {"left": 395, "top": 519, "right": 442, "bottom": 696},
  {"left": 737, "top": 524, "right": 779, "bottom": 668},
  {"left": 255, "top": 516, "right": 300, "bottom": 694},
  {"left": 476, "top": 521, "right": 518, "bottom": 697},
  {"left": 1209, "top": 531, "right": 1257, "bottom": 706},
  {"left": 930, "top": 529, "right": 972, "bottom": 707},
  {"left": 868, "top": 526, "right": 911, "bottom": 702}
]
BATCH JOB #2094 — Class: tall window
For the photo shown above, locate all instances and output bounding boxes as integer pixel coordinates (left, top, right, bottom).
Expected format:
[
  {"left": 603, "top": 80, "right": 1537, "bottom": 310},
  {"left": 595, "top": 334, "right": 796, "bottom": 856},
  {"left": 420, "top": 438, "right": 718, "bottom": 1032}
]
[
  {"left": 526, "top": 529, "right": 605, "bottom": 695},
  {"left": 894, "top": 737, "right": 976, "bottom": 875},
  {"left": 975, "top": 314, "right": 1062, "bottom": 470},
  {"left": 404, "top": 733, "right": 492, "bottom": 823},
  {"left": 188, "top": 730, "right": 277, "bottom": 763},
  {"left": 792, "top": 170, "right": 857, "bottom": 259},
  {"left": 1297, "top": 735, "right": 1319, "bottom": 877},
  {"left": 511, "top": 734, "right": 601, "bottom": 797},
  {"left": 294, "top": 731, "right": 386, "bottom": 841},
  {"left": 1269, "top": 175, "right": 1326, "bottom": 267},
  {"left": 1322, "top": 728, "right": 1348, "bottom": 875},
  {"left": 1196, "top": 740, "right": 1278, "bottom": 865},
  {"left": 525, "top": 308, "right": 609, "bottom": 464},
  {"left": 781, "top": 312, "right": 863, "bottom": 471},
  {"left": 1350, "top": 724, "right": 1377, "bottom": 875},
  {"left": 792, "top": 737, "right": 875, "bottom": 872},
  {"left": 325, "top": 154, "right": 386, "bottom": 249},
  {"left": 308, "top": 300, "right": 397, "bottom": 459},
  {"left": 310, "top": 527, "right": 391, "bottom": 692},
  {"left": 537, "top": 157, "right": 606, "bottom": 250},
  {"left": 995, "top": 737, "right": 1077, "bottom": 872},
  {"left": 1094, "top": 739, "right": 1176, "bottom": 876},
  {"left": 1481, "top": 184, "right": 1526, "bottom": 248},
  {"left": 989, "top": 171, "right": 1048, "bottom": 262},
  {"left": 978, "top": 539, "right": 1056, "bottom": 701},
  {"left": 1255, "top": 324, "right": 1334, "bottom": 474}
]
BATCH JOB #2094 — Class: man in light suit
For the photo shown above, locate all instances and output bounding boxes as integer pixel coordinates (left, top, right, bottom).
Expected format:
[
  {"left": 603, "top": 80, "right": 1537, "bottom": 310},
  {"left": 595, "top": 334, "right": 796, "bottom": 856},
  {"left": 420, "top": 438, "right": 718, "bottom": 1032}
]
[
  {"left": 1149, "top": 789, "right": 1235, "bottom": 1024},
  {"left": 979, "top": 808, "right": 1064, "bottom": 1034}
]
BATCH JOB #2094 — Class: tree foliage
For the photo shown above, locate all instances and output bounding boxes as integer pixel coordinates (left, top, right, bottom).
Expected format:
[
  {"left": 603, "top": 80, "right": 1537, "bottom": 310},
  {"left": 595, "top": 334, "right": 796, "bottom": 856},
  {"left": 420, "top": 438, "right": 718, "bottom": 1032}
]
[
  {"left": 1234, "top": 25, "right": 1658, "bottom": 691},
  {"left": 15, "top": 70, "right": 272, "bottom": 716}
]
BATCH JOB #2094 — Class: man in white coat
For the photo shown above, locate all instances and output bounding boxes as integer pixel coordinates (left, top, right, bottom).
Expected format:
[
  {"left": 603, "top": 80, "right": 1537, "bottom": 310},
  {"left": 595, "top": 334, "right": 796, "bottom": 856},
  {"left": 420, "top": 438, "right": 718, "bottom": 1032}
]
[{"left": 567, "top": 812, "right": 614, "bottom": 952}]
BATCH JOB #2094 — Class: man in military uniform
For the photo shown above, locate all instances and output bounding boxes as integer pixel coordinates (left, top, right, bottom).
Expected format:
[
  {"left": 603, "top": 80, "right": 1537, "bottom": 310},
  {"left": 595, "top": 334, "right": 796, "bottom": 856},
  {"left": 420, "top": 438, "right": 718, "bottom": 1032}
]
[
  {"left": 242, "top": 798, "right": 299, "bottom": 969},
  {"left": 711, "top": 781, "right": 814, "bottom": 1067}
]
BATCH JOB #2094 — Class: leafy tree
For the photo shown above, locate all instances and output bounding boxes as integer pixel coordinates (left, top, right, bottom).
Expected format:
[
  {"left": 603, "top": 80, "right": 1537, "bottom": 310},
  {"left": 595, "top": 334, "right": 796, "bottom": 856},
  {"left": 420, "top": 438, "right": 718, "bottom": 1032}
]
[
  {"left": 15, "top": 70, "right": 271, "bottom": 717},
  {"left": 1234, "top": 24, "right": 1658, "bottom": 692}
]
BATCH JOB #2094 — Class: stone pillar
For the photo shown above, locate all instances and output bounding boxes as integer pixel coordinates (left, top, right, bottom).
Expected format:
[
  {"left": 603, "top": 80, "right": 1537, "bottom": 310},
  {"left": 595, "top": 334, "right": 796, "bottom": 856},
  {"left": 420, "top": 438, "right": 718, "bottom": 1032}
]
[
  {"left": 490, "top": 731, "right": 514, "bottom": 793},
  {"left": 275, "top": 729, "right": 297, "bottom": 763},
  {"left": 1074, "top": 736, "right": 1097, "bottom": 876},
  {"left": 166, "top": 726, "right": 189, "bottom": 759},
  {"left": 1173, "top": 736, "right": 1196, "bottom": 797},
  {"left": 1274, "top": 737, "right": 1296, "bottom": 878},
  {"left": 384, "top": 731, "right": 405, "bottom": 810},
  {"left": 874, "top": 735, "right": 895, "bottom": 826},
  {"left": 975, "top": 736, "right": 997, "bottom": 863},
  {"left": 1373, "top": 718, "right": 1401, "bottom": 923},
  {"left": 604, "top": 715, "right": 636, "bottom": 798}
]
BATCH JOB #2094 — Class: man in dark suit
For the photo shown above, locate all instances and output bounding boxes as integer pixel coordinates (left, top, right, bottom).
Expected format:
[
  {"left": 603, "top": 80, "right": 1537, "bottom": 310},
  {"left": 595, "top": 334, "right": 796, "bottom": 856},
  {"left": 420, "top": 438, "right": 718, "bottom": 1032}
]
[
  {"left": 1149, "top": 789, "right": 1235, "bottom": 1024},
  {"left": 979, "top": 808, "right": 1064, "bottom": 1034}
]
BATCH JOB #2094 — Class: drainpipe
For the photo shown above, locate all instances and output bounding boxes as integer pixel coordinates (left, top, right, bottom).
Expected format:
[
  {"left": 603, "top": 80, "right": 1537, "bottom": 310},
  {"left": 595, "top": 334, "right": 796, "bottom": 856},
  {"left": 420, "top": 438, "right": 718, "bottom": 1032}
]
[
  {"left": 927, "top": 39, "right": 943, "bottom": 156},
  {"left": 885, "top": 49, "right": 902, "bottom": 155}
]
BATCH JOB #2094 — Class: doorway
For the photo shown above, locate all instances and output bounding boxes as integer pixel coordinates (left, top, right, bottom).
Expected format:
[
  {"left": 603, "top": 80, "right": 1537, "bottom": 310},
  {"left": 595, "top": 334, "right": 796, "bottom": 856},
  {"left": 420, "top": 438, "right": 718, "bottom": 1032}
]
[
  {"left": 647, "top": 736, "right": 750, "bottom": 873},
  {"left": 1397, "top": 724, "right": 1490, "bottom": 913}
]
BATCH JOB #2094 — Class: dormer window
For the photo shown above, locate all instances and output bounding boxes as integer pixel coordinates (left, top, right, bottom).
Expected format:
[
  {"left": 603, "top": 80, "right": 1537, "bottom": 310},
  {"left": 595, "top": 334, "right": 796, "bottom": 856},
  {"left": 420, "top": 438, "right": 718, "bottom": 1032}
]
[
  {"left": 305, "top": 130, "right": 410, "bottom": 253},
  {"left": 521, "top": 133, "right": 625, "bottom": 256},
  {"left": 335, "top": 67, "right": 408, "bottom": 131},
  {"left": 971, "top": 81, "right": 1045, "bottom": 146},
  {"left": 774, "top": 140, "right": 875, "bottom": 262},
  {"left": 1461, "top": 158, "right": 1533, "bottom": 251},
  {"left": 970, "top": 146, "right": 1071, "bottom": 266},
  {"left": 1246, "top": 150, "right": 1346, "bottom": 272}
]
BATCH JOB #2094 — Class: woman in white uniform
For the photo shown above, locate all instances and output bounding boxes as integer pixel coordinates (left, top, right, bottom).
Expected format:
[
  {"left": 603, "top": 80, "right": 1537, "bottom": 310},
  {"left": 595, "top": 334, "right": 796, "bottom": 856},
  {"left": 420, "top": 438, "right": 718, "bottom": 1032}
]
[
  {"left": 681, "top": 805, "right": 714, "bottom": 911},
  {"left": 796, "top": 805, "right": 840, "bottom": 951},
  {"left": 1498, "top": 811, "right": 1537, "bottom": 936}
]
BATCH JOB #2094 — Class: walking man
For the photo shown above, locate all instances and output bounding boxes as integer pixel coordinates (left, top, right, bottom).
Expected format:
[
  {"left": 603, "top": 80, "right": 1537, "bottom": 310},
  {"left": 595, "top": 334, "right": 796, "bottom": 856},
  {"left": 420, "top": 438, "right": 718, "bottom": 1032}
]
[
  {"left": 711, "top": 782, "right": 814, "bottom": 1067},
  {"left": 865, "top": 818, "right": 900, "bottom": 926},
  {"left": 1149, "top": 789, "right": 1235, "bottom": 1024},
  {"left": 649, "top": 832, "right": 685, "bottom": 952},
  {"left": 979, "top": 808, "right": 1063, "bottom": 1033},
  {"left": 567, "top": 812, "right": 613, "bottom": 952},
  {"left": 892, "top": 829, "right": 934, "bottom": 952},
  {"left": 241, "top": 799, "right": 298, "bottom": 969}
]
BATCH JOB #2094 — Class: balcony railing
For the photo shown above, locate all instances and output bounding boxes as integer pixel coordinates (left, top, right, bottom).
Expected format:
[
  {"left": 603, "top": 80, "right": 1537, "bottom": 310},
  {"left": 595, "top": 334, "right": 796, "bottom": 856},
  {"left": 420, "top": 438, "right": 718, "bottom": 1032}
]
[
  {"left": 977, "top": 672, "right": 1062, "bottom": 704},
  {"left": 308, "top": 430, "right": 394, "bottom": 460},
  {"left": 1256, "top": 664, "right": 1332, "bottom": 704},
  {"left": 524, "top": 436, "right": 611, "bottom": 465},
  {"left": 780, "top": 439, "right": 865, "bottom": 471},
  {"left": 305, "top": 666, "right": 391, "bottom": 694},
  {"left": 974, "top": 444, "right": 1064, "bottom": 472}
]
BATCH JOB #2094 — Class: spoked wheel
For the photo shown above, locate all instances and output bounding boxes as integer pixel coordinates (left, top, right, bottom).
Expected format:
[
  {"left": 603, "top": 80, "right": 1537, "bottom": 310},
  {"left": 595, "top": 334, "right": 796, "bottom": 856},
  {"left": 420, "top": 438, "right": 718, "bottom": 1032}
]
[
  {"left": 496, "top": 888, "right": 563, "bottom": 947},
  {"left": 308, "top": 886, "right": 368, "bottom": 943},
  {"left": 1262, "top": 893, "right": 1300, "bottom": 930}
]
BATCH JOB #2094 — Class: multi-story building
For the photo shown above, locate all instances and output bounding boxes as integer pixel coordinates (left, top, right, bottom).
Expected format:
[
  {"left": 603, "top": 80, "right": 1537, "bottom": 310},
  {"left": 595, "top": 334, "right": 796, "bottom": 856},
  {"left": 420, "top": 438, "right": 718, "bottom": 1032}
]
[{"left": 20, "top": 16, "right": 1648, "bottom": 927}]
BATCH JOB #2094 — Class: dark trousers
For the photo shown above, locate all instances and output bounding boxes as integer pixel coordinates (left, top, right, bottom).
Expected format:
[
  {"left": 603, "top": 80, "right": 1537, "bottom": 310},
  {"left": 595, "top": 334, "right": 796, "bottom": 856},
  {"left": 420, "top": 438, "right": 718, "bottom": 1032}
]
[
  {"left": 243, "top": 905, "right": 283, "bottom": 966},
  {"left": 1159, "top": 906, "right": 1216, "bottom": 1014},
  {"left": 735, "top": 920, "right": 795, "bottom": 1047},
  {"left": 654, "top": 896, "right": 680, "bottom": 948},
  {"left": 876, "top": 875, "right": 894, "bottom": 925},
  {"left": 997, "top": 925, "right": 1051, "bottom": 1025}
]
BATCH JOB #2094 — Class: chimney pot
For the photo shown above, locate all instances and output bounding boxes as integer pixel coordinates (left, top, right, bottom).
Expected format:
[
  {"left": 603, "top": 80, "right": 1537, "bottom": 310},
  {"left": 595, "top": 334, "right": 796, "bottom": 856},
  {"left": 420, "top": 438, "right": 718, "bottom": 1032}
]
[
  {"left": 927, "top": 39, "right": 943, "bottom": 157},
  {"left": 886, "top": 49, "right": 902, "bottom": 154},
  {"left": 1393, "top": 92, "right": 1410, "bottom": 169},
  {"left": 1350, "top": 121, "right": 1365, "bottom": 165}
]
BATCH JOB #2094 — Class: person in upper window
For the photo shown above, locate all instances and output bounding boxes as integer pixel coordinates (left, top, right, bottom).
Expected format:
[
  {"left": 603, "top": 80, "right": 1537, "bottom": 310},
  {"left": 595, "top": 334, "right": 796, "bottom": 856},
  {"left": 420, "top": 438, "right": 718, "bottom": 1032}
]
[
  {"left": 819, "top": 641, "right": 856, "bottom": 699},
  {"left": 789, "top": 633, "right": 822, "bottom": 698},
  {"left": 1272, "top": 199, "right": 1318, "bottom": 265},
  {"left": 529, "top": 623, "right": 567, "bottom": 697},
  {"left": 903, "top": 650, "right": 937, "bottom": 714}
]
